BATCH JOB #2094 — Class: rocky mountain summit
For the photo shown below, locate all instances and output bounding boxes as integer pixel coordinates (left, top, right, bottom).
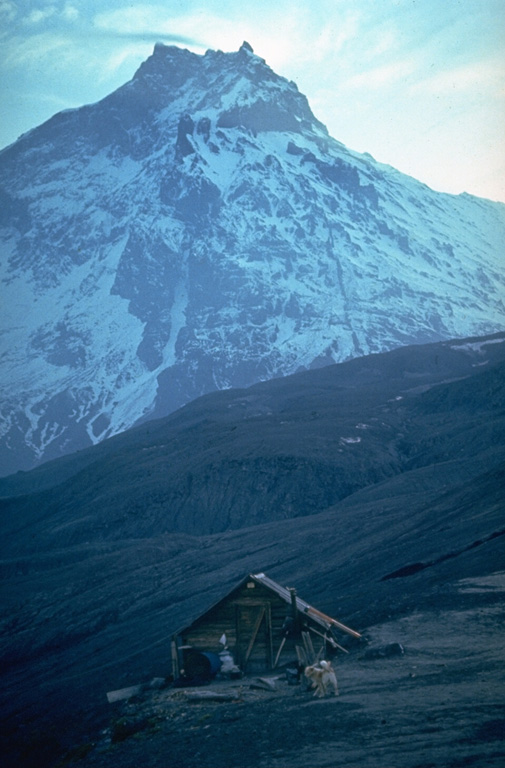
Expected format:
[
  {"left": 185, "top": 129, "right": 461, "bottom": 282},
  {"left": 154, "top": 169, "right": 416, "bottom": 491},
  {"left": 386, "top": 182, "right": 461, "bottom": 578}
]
[{"left": 1, "top": 42, "right": 504, "bottom": 475}]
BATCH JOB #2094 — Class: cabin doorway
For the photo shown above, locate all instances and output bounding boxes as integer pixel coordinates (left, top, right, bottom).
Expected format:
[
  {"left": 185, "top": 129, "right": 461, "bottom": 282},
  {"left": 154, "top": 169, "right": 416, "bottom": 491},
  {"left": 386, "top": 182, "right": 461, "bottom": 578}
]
[{"left": 234, "top": 600, "right": 273, "bottom": 673}]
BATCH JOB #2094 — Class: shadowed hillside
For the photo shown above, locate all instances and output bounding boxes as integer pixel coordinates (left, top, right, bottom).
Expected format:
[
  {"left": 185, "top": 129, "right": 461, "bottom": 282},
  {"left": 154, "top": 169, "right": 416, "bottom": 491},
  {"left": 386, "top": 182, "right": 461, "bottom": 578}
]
[
  {"left": 1, "top": 333, "right": 504, "bottom": 767},
  {"left": 2, "top": 332, "right": 505, "bottom": 544}
]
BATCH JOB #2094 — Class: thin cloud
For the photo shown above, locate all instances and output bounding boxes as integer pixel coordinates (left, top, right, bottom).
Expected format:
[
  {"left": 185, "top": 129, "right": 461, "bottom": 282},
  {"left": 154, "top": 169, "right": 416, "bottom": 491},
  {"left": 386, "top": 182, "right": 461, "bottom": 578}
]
[
  {"left": 25, "top": 6, "right": 57, "bottom": 25},
  {"left": 344, "top": 59, "right": 416, "bottom": 90},
  {"left": 410, "top": 58, "right": 505, "bottom": 97},
  {"left": 99, "top": 45, "right": 153, "bottom": 80},
  {"left": 3, "top": 32, "right": 70, "bottom": 67},
  {"left": 0, "top": 1, "right": 16, "bottom": 22},
  {"left": 62, "top": 4, "right": 79, "bottom": 22},
  {"left": 94, "top": 5, "right": 168, "bottom": 33},
  {"left": 94, "top": 5, "right": 200, "bottom": 40},
  {"left": 94, "top": 6, "right": 255, "bottom": 55},
  {"left": 94, "top": 29, "right": 200, "bottom": 46}
]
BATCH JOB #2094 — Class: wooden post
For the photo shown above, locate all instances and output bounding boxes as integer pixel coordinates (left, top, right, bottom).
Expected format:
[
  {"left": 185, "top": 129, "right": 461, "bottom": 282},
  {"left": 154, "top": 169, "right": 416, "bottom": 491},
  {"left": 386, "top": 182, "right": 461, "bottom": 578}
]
[
  {"left": 266, "top": 602, "right": 273, "bottom": 669},
  {"left": 273, "top": 636, "right": 286, "bottom": 668},
  {"left": 171, "top": 639, "right": 180, "bottom": 679}
]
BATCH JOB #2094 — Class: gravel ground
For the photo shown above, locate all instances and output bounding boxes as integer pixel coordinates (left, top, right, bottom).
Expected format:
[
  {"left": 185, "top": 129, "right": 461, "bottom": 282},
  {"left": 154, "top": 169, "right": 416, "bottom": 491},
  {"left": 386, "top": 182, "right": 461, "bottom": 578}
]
[{"left": 72, "top": 573, "right": 505, "bottom": 768}]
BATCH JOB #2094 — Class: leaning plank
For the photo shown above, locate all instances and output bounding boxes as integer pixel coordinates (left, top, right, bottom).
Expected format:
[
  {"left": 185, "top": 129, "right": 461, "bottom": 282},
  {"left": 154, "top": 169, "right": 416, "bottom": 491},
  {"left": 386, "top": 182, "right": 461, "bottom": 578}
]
[
  {"left": 250, "top": 677, "right": 277, "bottom": 691},
  {"left": 273, "top": 636, "right": 286, "bottom": 668},
  {"left": 306, "top": 607, "right": 362, "bottom": 638},
  {"left": 106, "top": 685, "right": 143, "bottom": 703},
  {"left": 182, "top": 691, "right": 240, "bottom": 702},
  {"left": 307, "top": 625, "right": 349, "bottom": 653},
  {"left": 295, "top": 644, "right": 307, "bottom": 667},
  {"left": 302, "top": 631, "right": 316, "bottom": 664}
]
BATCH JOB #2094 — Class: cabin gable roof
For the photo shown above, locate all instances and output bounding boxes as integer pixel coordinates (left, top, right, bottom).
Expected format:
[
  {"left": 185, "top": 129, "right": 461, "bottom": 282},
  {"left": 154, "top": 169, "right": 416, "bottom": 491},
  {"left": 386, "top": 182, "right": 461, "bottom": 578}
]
[{"left": 172, "top": 572, "right": 360, "bottom": 639}]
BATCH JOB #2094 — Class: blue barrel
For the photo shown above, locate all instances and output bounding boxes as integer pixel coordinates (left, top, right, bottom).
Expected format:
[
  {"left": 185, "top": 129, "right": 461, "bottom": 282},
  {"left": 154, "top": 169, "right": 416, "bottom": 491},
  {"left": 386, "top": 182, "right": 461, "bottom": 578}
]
[
  {"left": 183, "top": 649, "right": 222, "bottom": 681},
  {"left": 201, "top": 651, "right": 222, "bottom": 677}
]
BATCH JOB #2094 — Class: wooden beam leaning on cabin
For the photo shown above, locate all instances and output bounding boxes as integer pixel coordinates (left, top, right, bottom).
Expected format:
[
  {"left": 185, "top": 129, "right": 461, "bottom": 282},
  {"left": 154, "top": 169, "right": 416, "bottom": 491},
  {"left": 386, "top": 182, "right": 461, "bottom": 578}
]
[
  {"left": 306, "top": 624, "right": 349, "bottom": 654},
  {"left": 305, "top": 606, "right": 362, "bottom": 639}
]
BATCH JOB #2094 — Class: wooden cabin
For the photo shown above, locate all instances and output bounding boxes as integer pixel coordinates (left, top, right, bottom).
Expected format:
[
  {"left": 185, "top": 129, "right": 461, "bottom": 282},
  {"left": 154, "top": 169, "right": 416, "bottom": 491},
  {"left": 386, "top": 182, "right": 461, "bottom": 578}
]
[{"left": 170, "top": 572, "right": 361, "bottom": 679}]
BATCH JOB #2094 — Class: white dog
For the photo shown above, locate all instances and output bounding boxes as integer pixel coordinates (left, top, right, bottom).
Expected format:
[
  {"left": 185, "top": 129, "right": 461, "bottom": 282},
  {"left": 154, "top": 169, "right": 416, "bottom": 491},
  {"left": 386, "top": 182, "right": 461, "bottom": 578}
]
[{"left": 304, "top": 660, "right": 339, "bottom": 697}]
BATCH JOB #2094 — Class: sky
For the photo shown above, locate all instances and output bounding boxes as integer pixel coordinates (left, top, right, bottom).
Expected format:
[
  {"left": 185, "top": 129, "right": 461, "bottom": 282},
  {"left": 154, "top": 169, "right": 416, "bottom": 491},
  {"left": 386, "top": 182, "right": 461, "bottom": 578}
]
[{"left": 1, "top": 0, "right": 504, "bottom": 202}]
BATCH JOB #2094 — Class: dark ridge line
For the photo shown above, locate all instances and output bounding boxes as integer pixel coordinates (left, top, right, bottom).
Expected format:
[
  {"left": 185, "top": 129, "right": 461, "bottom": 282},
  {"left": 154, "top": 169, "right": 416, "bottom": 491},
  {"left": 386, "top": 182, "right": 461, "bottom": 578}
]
[{"left": 380, "top": 528, "right": 505, "bottom": 581}]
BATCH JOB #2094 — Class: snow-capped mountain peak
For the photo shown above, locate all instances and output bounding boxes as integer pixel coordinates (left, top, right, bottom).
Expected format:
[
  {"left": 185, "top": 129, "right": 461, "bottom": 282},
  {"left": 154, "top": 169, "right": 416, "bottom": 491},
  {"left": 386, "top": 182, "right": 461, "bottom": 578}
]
[{"left": 1, "top": 42, "right": 504, "bottom": 475}]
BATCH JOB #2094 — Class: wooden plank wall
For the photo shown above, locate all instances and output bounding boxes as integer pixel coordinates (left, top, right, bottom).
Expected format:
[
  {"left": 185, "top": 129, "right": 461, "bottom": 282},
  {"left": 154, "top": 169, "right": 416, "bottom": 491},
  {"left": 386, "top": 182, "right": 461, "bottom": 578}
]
[{"left": 179, "top": 580, "right": 302, "bottom": 673}]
